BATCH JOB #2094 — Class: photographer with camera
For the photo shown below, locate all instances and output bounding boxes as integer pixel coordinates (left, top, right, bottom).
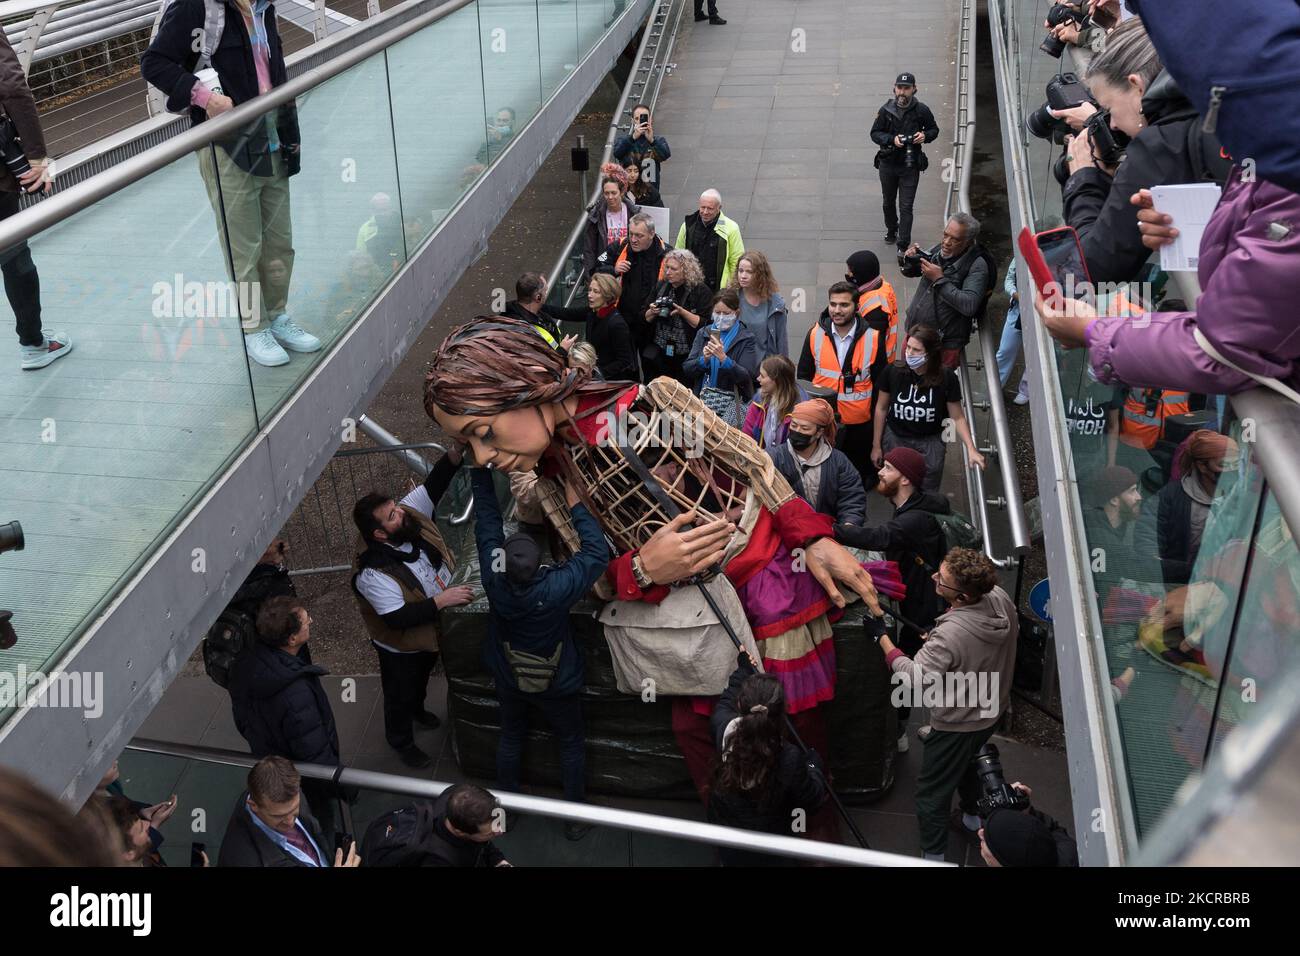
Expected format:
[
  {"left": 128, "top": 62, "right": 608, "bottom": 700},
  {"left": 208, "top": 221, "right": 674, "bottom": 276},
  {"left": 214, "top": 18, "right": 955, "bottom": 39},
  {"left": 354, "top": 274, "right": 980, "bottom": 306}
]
[
  {"left": 612, "top": 104, "right": 671, "bottom": 188},
  {"left": 979, "top": 781, "right": 1079, "bottom": 867},
  {"left": 642, "top": 248, "right": 711, "bottom": 383},
  {"left": 1, "top": 33, "right": 64, "bottom": 371},
  {"left": 1038, "top": 18, "right": 1231, "bottom": 285},
  {"left": 869, "top": 548, "right": 1018, "bottom": 861},
  {"left": 900, "top": 212, "right": 994, "bottom": 370},
  {"left": 870, "top": 73, "right": 940, "bottom": 255}
]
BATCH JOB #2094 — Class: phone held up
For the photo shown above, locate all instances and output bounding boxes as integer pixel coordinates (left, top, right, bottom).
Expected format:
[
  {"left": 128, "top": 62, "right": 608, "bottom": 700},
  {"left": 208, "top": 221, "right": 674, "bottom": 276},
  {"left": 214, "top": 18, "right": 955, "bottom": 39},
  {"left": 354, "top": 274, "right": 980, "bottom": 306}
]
[{"left": 1017, "top": 225, "right": 1092, "bottom": 306}]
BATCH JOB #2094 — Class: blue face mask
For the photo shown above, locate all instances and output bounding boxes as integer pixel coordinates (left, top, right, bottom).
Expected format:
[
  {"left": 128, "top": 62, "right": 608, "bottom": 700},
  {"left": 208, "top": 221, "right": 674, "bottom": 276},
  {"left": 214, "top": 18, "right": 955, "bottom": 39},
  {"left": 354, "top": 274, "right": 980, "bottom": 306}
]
[
  {"left": 712, "top": 312, "right": 736, "bottom": 331},
  {"left": 906, "top": 353, "right": 926, "bottom": 370}
]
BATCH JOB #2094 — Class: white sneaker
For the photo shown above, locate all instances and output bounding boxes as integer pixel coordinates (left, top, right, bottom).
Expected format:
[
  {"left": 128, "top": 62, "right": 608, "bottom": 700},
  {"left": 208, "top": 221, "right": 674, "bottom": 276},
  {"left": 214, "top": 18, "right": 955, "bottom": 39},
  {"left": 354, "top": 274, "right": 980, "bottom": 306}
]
[
  {"left": 897, "top": 731, "right": 910, "bottom": 753},
  {"left": 245, "top": 328, "right": 290, "bottom": 367},
  {"left": 917, "top": 724, "right": 933, "bottom": 741},
  {"left": 20, "top": 331, "right": 72, "bottom": 370},
  {"left": 270, "top": 314, "right": 321, "bottom": 353},
  {"left": 1013, "top": 388, "right": 1030, "bottom": 406}
]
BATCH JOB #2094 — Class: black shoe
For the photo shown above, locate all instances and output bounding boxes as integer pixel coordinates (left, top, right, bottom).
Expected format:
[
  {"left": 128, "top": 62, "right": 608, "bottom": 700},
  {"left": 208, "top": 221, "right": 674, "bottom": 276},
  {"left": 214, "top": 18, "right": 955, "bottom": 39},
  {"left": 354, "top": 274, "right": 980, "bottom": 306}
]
[
  {"left": 564, "top": 821, "right": 595, "bottom": 841},
  {"left": 694, "top": 12, "right": 709, "bottom": 20},
  {"left": 884, "top": 230, "right": 897, "bottom": 245},
  {"left": 396, "top": 745, "right": 433, "bottom": 769},
  {"left": 709, "top": 15, "right": 727, "bottom": 24},
  {"left": 412, "top": 710, "right": 442, "bottom": 729}
]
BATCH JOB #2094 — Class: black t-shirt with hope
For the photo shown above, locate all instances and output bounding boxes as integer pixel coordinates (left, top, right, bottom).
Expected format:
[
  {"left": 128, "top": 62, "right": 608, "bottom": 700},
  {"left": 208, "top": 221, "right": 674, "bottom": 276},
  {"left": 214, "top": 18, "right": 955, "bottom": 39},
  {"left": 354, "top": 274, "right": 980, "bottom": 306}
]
[{"left": 882, "top": 364, "right": 962, "bottom": 438}]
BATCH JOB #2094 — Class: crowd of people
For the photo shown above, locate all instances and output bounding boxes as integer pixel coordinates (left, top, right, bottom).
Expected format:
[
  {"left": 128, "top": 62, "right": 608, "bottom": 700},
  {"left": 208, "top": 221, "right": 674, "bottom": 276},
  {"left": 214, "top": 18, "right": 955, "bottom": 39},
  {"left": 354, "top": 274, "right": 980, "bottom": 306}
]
[{"left": 28, "top": 1, "right": 1285, "bottom": 869}]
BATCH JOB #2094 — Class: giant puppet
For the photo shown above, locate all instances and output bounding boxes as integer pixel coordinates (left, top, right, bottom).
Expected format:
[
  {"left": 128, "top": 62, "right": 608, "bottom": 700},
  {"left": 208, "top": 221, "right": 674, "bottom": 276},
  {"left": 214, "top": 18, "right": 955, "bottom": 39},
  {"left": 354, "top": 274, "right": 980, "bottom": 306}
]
[{"left": 424, "top": 315, "right": 904, "bottom": 790}]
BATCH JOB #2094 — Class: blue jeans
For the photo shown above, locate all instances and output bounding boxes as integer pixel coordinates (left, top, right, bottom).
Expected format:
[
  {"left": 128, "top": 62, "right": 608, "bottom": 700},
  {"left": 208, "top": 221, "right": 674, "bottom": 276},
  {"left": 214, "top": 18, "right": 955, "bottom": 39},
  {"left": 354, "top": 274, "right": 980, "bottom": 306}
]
[
  {"left": 496, "top": 686, "right": 586, "bottom": 803},
  {"left": 996, "top": 303, "right": 1026, "bottom": 392}
]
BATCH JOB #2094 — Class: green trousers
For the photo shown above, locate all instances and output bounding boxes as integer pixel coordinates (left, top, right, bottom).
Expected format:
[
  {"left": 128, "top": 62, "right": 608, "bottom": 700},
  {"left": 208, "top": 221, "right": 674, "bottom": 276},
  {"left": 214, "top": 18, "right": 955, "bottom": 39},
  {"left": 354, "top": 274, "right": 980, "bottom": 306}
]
[{"left": 915, "top": 724, "right": 997, "bottom": 856}]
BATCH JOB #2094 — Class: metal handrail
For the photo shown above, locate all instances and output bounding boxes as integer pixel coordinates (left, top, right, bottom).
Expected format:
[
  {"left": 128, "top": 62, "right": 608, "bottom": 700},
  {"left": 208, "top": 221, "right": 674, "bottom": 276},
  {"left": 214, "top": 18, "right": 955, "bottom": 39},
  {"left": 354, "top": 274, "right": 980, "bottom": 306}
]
[
  {"left": 545, "top": 0, "right": 682, "bottom": 305},
  {"left": 357, "top": 415, "right": 474, "bottom": 525},
  {"left": 126, "top": 737, "right": 942, "bottom": 866},
  {"left": 0, "top": 0, "right": 480, "bottom": 250},
  {"left": 943, "top": 0, "right": 1029, "bottom": 563}
]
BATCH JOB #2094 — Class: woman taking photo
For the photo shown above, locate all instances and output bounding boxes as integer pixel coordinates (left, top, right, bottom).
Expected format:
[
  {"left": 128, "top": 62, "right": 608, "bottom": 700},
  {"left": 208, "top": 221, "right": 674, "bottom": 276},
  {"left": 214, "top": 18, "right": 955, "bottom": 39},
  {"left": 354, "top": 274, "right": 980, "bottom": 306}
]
[
  {"left": 742, "top": 354, "right": 805, "bottom": 450},
  {"left": 730, "top": 251, "right": 787, "bottom": 360},
  {"left": 683, "top": 288, "right": 760, "bottom": 406},
  {"left": 643, "top": 249, "right": 711, "bottom": 383},
  {"left": 872, "top": 326, "right": 985, "bottom": 492}
]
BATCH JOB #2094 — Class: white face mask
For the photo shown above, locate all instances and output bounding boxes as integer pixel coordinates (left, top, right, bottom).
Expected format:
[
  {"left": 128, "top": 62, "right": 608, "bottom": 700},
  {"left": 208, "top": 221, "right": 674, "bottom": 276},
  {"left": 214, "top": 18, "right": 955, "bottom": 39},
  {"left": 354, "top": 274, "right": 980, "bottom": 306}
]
[
  {"left": 906, "top": 353, "right": 926, "bottom": 370},
  {"left": 712, "top": 312, "right": 736, "bottom": 331}
]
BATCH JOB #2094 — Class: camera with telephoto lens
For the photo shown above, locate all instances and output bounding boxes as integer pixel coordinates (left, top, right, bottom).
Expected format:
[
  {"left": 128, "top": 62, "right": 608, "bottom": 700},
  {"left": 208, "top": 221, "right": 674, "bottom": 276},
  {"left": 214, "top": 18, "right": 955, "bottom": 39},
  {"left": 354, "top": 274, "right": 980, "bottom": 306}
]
[
  {"left": 652, "top": 295, "right": 675, "bottom": 320},
  {"left": 1052, "top": 108, "right": 1129, "bottom": 185},
  {"left": 0, "top": 116, "right": 32, "bottom": 181},
  {"left": 973, "top": 743, "right": 1031, "bottom": 817},
  {"left": 1025, "top": 72, "right": 1093, "bottom": 144},
  {"left": 1040, "top": 2, "right": 1091, "bottom": 58}
]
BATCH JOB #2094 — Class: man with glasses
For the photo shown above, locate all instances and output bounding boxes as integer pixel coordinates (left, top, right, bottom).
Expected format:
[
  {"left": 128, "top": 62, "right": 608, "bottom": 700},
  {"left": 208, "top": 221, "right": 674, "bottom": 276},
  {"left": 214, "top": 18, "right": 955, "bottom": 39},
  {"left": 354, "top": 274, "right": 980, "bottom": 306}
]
[
  {"left": 901, "top": 212, "right": 991, "bottom": 370},
  {"left": 833, "top": 448, "right": 949, "bottom": 753},
  {"left": 595, "top": 212, "right": 667, "bottom": 366},
  {"left": 613, "top": 104, "right": 672, "bottom": 188},
  {"left": 869, "top": 547, "right": 1018, "bottom": 861}
]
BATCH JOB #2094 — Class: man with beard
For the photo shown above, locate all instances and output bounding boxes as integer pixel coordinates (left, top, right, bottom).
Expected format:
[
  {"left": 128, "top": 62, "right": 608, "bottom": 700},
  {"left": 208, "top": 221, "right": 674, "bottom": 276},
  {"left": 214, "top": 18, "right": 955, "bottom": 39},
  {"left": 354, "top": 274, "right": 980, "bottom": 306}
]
[
  {"left": 352, "top": 447, "right": 475, "bottom": 768},
  {"left": 870, "top": 73, "right": 940, "bottom": 255},
  {"left": 1082, "top": 466, "right": 1146, "bottom": 605},
  {"left": 831, "top": 448, "right": 949, "bottom": 753}
]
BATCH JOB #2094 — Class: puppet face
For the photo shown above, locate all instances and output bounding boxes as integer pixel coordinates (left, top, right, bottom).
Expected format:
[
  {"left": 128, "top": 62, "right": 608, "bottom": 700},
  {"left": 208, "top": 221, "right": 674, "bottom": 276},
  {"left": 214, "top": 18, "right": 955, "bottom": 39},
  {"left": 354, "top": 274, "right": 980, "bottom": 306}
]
[{"left": 432, "top": 403, "right": 557, "bottom": 473}]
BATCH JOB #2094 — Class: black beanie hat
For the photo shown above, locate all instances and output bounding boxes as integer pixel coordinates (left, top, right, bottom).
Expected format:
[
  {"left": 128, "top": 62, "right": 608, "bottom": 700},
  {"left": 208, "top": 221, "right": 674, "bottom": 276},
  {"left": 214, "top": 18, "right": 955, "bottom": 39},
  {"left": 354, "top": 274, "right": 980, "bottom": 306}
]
[
  {"left": 503, "top": 531, "right": 542, "bottom": 587},
  {"left": 983, "top": 809, "right": 1058, "bottom": 867},
  {"left": 846, "top": 250, "right": 880, "bottom": 286}
]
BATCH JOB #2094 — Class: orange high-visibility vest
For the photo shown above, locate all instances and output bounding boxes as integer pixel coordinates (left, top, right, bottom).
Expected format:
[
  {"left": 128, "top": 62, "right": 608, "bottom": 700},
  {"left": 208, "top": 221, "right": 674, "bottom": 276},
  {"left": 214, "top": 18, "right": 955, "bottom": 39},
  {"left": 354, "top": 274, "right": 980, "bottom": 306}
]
[
  {"left": 1120, "top": 388, "right": 1190, "bottom": 450},
  {"left": 857, "top": 280, "right": 900, "bottom": 361},
  {"left": 808, "top": 323, "right": 881, "bottom": 424}
]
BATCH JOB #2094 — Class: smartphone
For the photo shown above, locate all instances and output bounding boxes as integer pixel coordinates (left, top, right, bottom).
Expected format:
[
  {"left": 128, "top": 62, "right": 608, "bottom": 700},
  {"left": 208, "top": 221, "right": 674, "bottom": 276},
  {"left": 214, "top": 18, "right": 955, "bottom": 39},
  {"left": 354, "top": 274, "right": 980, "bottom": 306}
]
[
  {"left": 190, "top": 841, "right": 206, "bottom": 867},
  {"left": 334, "top": 832, "right": 354, "bottom": 858},
  {"left": 709, "top": 330, "right": 721, "bottom": 346},
  {"left": 1017, "top": 225, "right": 1092, "bottom": 302}
]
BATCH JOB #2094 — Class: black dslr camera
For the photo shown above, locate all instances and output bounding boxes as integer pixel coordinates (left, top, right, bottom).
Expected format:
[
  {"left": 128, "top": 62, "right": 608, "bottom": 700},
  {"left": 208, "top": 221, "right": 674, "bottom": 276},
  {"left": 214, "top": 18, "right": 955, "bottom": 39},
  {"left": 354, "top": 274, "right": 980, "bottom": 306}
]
[
  {"left": 1025, "top": 72, "right": 1093, "bottom": 144},
  {"left": 973, "top": 743, "right": 1031, "bottom": 817},
  {"left": 0, "top": 116, "right": 32, "bottom": 181},
  {"left": 1052, "top": 108, "right": 1129, "bottom": 184},
  {"left": 652, "top": 294, "right": 676, "bottom": 320},
  {"left": 1040, "top": 2, "right": 1091, "bottom": 58},
  {"left": 902, "top": 247, "right": 937, "bottom": 269},
  {"left": 1, "top": 521, "right": 21, "bottom": 651}
]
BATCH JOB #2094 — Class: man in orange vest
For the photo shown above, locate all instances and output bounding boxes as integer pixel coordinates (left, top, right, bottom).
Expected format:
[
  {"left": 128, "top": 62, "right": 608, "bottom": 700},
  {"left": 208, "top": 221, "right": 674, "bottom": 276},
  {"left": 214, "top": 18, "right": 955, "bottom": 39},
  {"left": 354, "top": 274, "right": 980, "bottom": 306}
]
[
  {"left": 845, "top": 250, "right": 901, "bottom": 363},
  {"left": 1107, "top": 386, "right": 1191, "bottom": 476},
  {"left": 797, "top": 280, "right": 887, "bottom": 492}
]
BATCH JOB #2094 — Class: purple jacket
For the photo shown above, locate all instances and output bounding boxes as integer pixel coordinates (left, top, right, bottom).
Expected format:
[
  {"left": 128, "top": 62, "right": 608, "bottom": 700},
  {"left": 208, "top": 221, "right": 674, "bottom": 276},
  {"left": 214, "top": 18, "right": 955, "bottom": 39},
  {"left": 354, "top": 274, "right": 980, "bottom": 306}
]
[{"left": 1086, "top": 173, "right": 1300, "bottom": 395}]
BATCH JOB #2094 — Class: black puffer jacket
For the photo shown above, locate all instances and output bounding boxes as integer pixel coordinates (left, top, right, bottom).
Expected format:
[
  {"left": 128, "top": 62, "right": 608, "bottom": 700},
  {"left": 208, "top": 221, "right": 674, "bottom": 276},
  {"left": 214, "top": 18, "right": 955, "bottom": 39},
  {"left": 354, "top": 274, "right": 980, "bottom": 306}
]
[
  {"left": 228, "top": 641, "right": 339, "bottom": 766},
  {"left": 768, "top": 441, "right": 867, "bottom": 527},
  {"left": 1063, "top": 70, "right": 1231, "bottom": 284}
]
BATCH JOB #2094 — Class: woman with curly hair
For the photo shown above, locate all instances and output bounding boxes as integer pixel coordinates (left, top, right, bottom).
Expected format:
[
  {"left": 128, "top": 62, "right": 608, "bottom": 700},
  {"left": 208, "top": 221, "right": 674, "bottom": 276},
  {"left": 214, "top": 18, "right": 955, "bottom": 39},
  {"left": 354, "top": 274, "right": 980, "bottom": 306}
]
[
  {"left": 730, "top": 251, "right": 788, "bottom": 360},
  {"left": 424, "top": 315, "right": 905, "bottom": 798},
  {"left": 581, "top": 163, "right": 639, "bottom": 274},
  {"left": 643, "top": 248, "right": 712, "bottom": 383}
]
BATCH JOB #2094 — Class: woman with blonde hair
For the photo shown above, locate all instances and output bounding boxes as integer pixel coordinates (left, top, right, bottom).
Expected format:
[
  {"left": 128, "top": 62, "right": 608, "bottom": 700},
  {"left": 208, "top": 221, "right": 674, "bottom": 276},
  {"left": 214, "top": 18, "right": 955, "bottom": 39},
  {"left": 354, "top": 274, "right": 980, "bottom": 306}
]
[
  {"left": 643, "top": 248, "right": 712, "bottom": 383},
  {"left": 730, "top": 251, "right": 787, "bottom": 360},
  {"left": 547, "top": 270, "right": 636, "bottom": 381}
]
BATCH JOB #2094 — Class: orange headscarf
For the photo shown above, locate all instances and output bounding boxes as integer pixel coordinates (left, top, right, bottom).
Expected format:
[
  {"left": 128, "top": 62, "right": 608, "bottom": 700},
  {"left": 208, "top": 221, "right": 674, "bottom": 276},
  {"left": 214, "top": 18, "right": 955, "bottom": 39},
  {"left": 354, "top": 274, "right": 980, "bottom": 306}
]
[{"left": 788, "top": 398, "right": 836, "bottom": 445}]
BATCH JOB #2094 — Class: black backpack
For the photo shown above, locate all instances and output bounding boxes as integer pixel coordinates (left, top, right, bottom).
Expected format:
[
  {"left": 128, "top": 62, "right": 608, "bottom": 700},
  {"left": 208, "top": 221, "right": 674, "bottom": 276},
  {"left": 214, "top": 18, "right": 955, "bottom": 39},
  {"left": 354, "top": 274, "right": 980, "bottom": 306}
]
[
  {"left": 968, "top": 244, "right": 999, "bottom": 324},
  {"left": 362, "top": 801, "right": 439, "bottom": 867},
  {"left": 203, "top": 564, "right": 295, "bottom": 688}
]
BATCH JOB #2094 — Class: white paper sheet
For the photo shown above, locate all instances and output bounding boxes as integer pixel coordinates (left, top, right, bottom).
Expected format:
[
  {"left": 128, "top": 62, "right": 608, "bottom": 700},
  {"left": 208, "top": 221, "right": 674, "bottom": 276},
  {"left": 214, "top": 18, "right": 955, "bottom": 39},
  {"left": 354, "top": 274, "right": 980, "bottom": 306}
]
[{"left": 1151, "top": 183, "right": 1222, "bottom": 273}]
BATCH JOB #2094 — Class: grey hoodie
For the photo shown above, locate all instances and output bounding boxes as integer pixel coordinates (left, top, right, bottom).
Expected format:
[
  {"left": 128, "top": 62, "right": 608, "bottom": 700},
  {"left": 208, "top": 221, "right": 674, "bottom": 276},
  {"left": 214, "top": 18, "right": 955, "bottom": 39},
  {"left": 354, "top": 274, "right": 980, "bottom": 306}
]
[{"left": 887, "top": 585, "right": 1018, "bottom": 732}]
